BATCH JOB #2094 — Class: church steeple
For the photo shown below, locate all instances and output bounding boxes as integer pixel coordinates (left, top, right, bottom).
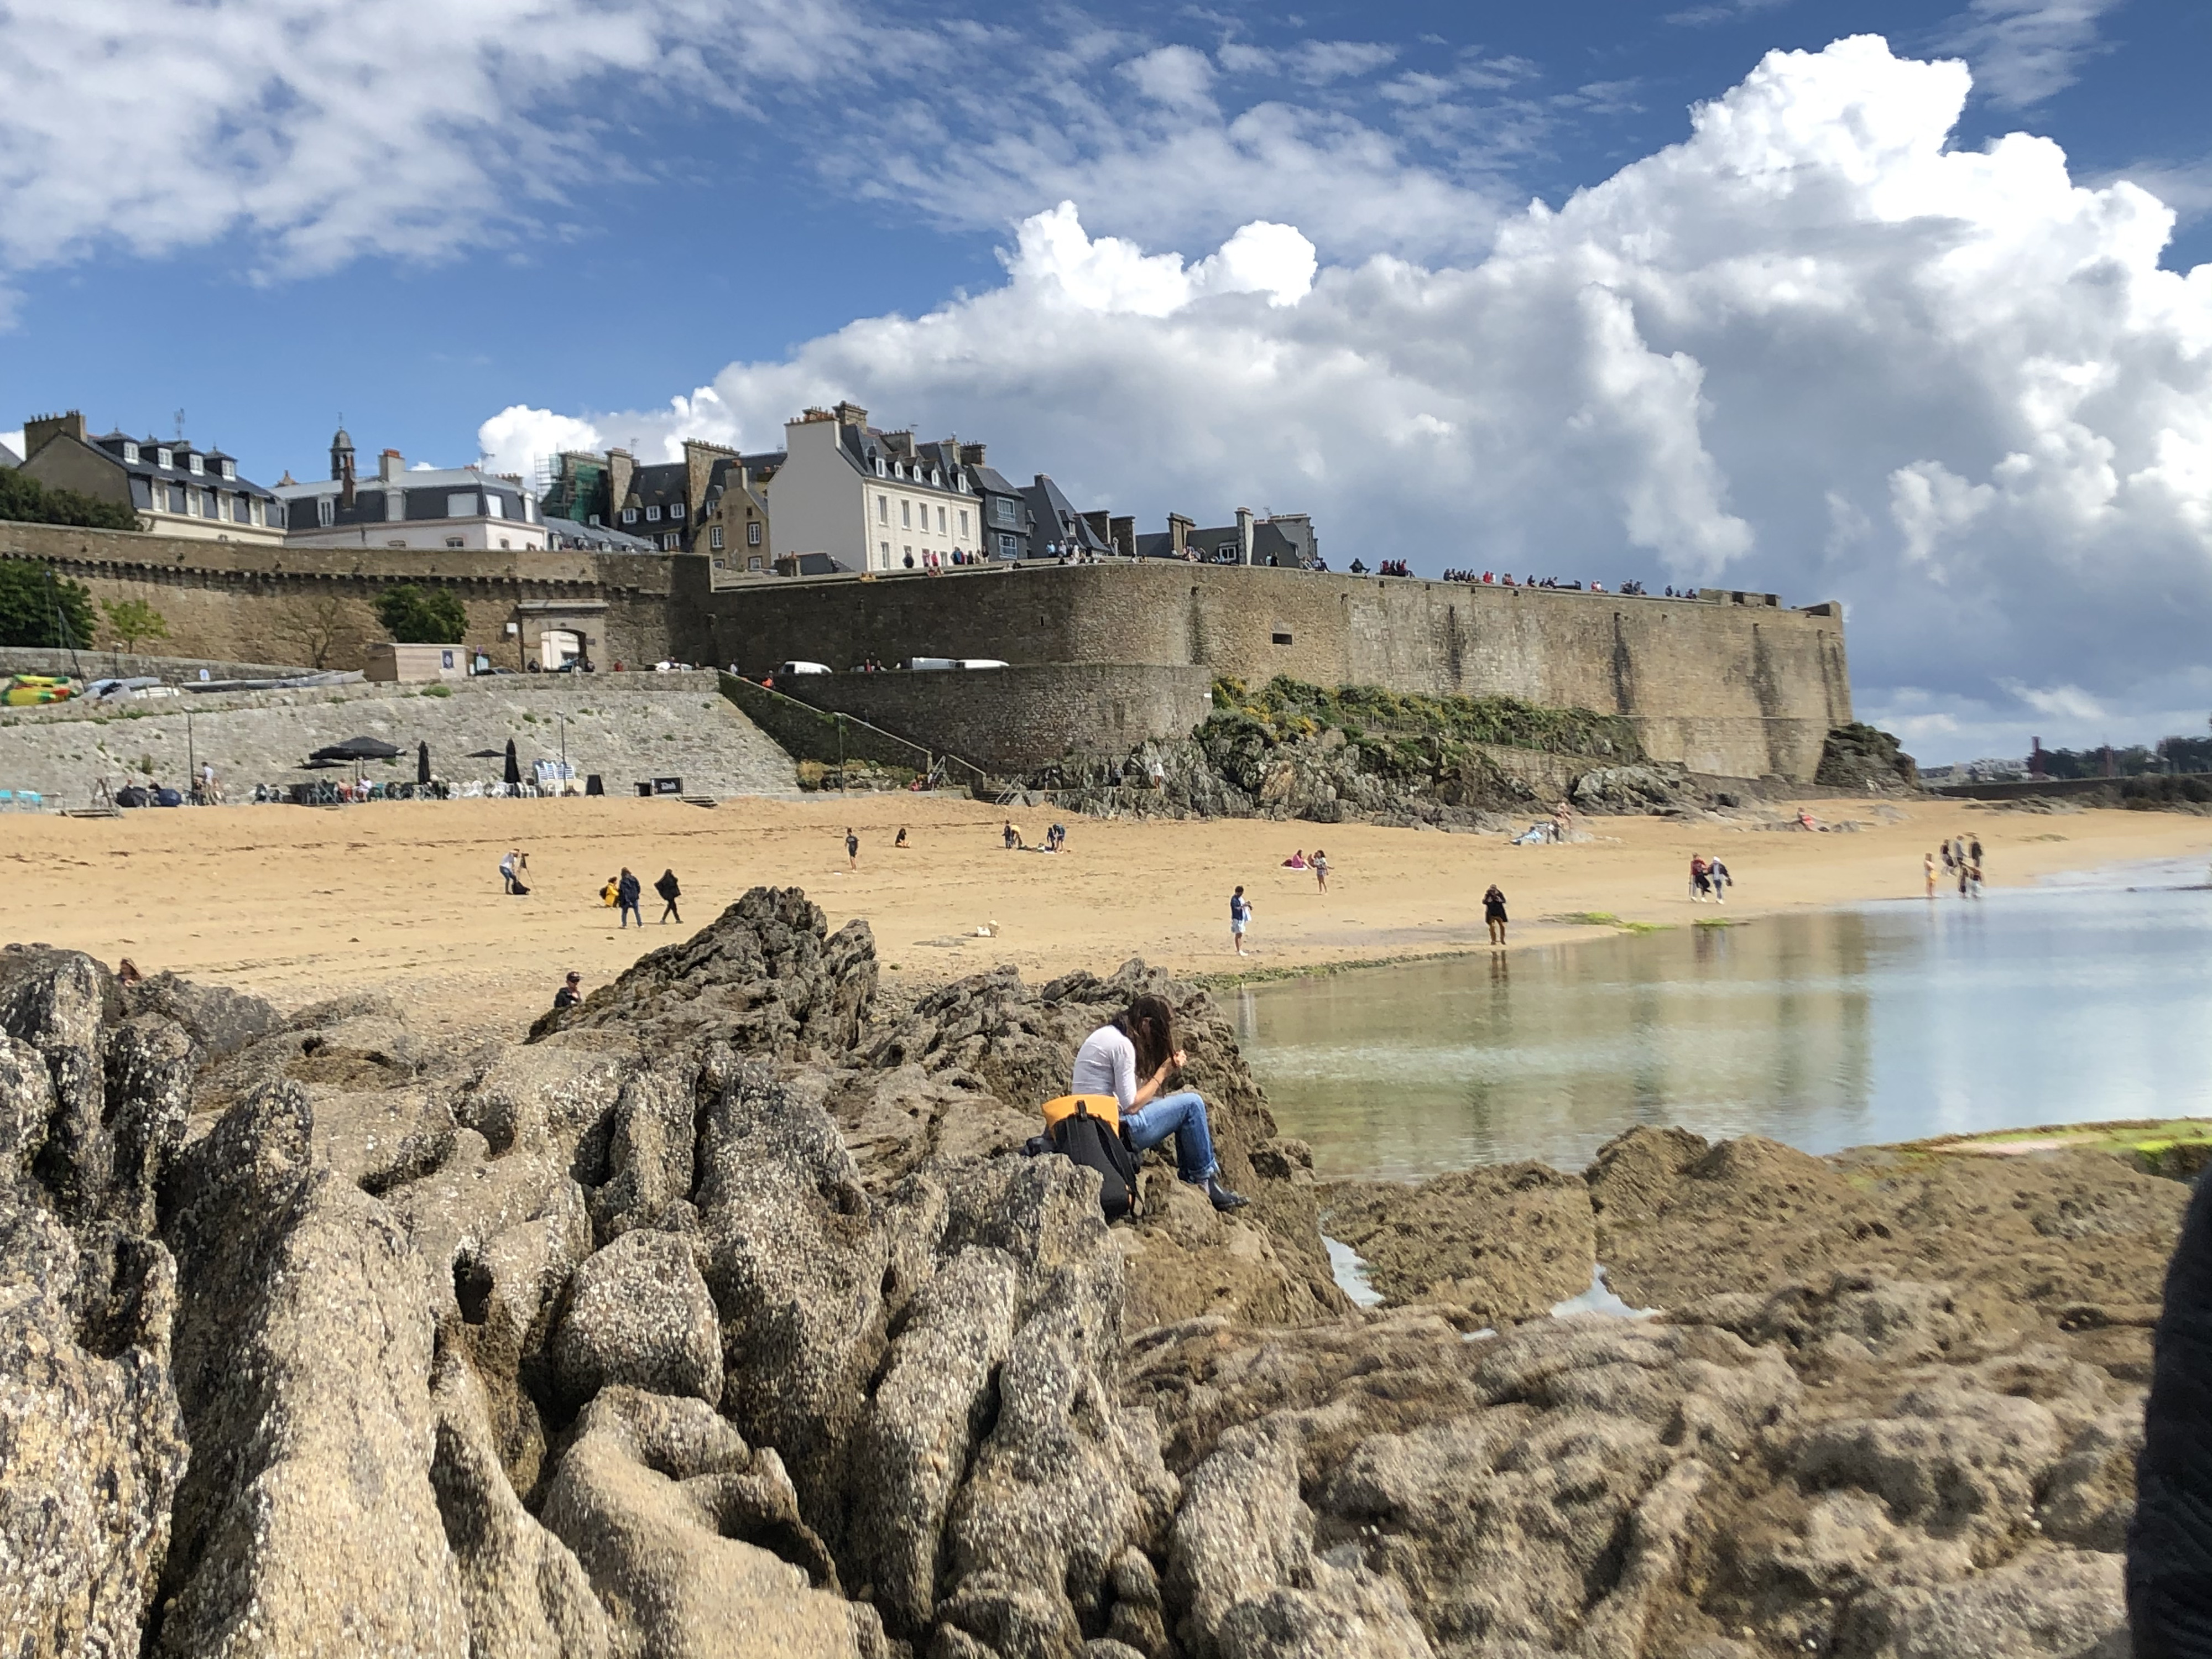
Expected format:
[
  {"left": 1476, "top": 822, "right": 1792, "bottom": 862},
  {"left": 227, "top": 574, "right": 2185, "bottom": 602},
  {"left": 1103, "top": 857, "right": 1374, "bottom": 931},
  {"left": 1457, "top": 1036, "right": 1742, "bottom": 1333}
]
[{"left": 331, "top": 420, "right": 356, "bottom": 506}]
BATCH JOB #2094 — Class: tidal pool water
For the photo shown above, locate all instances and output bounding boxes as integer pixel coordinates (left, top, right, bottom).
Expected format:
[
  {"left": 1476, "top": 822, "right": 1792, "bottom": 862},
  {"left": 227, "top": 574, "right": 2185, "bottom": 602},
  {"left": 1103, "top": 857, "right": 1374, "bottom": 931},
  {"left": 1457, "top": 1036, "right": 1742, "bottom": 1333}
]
[{"left": 1234, "top": 858, "right": 2212, "bottom": 1181}]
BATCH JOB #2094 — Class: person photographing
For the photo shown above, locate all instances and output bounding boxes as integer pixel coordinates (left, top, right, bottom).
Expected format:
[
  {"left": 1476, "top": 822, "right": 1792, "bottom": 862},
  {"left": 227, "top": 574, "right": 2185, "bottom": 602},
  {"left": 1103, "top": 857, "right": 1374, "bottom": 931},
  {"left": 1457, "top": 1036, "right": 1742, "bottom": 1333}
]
[{"left": 1072, "top": 994, "right": 1248, "bottom": 1212}]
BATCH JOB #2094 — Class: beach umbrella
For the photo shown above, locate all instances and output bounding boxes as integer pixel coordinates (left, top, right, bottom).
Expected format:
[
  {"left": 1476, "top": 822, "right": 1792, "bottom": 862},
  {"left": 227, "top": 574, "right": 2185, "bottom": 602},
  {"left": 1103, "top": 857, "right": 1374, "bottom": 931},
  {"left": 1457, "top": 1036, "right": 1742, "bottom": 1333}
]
[
  {"left": 308, "top": 735, "right": 402, "bottom": 764},
  {"left": 504, "top": 739, "right": 521, "bottom": 786},
  {"left": 418, "top": 742, "right": 431, "bottom": 785}
]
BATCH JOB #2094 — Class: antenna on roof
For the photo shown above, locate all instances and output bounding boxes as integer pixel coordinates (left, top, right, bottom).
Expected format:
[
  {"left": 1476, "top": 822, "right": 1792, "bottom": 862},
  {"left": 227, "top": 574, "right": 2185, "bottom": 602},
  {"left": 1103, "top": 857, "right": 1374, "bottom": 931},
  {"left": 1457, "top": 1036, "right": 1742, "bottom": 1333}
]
[{"left": 173, "top": 409, "right": 186, "bottom": 439}]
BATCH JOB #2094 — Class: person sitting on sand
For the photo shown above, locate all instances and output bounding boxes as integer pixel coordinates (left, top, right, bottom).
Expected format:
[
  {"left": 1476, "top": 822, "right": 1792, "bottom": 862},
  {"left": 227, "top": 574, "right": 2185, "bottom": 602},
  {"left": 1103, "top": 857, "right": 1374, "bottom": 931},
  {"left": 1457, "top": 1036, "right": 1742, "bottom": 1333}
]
[
  {"left": 1283, "top": 850, "right": 1308, "bottom": 869},
  {"left": 895, "top": 826, "right": 909, "bottom": 849},
  {"left": 1797, "top": 808, "right": 1823, "bottom": 831},
  {"left": 116, "top": 957, "right": 143, "bottom": 987},
  {"left": 1073, "top": 994, "right": 1247, "bottom": 1212},
  {"left": 600, "top": 877, "right": 619, "bottom": 907}
]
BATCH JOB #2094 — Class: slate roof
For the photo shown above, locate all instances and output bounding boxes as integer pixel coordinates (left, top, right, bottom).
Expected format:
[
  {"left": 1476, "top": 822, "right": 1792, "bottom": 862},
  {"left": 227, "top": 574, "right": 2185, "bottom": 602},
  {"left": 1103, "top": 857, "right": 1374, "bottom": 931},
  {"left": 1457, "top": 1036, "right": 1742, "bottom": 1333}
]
[{"left": 92, "top": 430, "right": 277, "bottom": 499}]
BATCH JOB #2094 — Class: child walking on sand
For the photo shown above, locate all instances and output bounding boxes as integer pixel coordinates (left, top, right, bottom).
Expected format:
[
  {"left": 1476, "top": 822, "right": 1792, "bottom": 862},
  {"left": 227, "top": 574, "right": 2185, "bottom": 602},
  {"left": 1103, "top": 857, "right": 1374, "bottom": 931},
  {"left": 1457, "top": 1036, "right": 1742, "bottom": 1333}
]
[{"left": 1312, "top": 849, "right": 1329, "bottom": 892}]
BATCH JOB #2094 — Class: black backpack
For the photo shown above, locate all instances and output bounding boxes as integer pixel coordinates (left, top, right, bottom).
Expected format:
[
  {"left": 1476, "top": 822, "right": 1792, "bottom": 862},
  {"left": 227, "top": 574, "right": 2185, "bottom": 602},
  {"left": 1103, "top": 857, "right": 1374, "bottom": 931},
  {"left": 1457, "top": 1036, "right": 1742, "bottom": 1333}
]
[{"left": 1046, "top": 1100, "right": 1140, "bottom": 1221}]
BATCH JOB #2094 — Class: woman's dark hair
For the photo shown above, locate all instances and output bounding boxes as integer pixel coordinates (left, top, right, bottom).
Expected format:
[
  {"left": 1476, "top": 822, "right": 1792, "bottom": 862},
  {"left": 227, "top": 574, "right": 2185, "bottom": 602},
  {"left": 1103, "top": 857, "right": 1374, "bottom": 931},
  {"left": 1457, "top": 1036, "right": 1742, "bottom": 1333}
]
[{"left": 1115, "top": 994, "right": 1176, "bottom": 1082}]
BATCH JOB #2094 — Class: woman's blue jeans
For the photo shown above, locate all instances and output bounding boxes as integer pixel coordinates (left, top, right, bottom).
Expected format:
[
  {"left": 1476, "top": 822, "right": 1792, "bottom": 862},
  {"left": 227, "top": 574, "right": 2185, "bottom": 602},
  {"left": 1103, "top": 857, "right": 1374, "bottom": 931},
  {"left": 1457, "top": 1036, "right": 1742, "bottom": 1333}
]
[{"left": 1124, "top": 1092, "right": 1218, "bottom": 1183}]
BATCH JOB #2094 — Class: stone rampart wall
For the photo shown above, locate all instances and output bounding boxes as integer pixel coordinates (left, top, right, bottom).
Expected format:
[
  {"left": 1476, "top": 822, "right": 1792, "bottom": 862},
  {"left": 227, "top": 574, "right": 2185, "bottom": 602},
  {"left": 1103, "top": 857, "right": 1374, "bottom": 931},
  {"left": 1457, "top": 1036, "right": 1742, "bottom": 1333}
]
[
  {"left": 704, "top": 563, "right": 1851, "bottom": 778},
  {"left": 0, "top": 521, "right": 701, "bottom": 676},
  {"left": 775, "top": 664, "right": 1215, "bottom": 771}
]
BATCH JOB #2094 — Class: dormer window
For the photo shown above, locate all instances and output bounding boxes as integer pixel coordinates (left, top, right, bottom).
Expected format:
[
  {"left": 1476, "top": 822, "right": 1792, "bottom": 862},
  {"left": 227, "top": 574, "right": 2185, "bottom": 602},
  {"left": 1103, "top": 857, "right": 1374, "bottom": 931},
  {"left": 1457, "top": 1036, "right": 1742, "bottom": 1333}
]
[
  {"left": 187, "top": 453, "right": 204, "bottom": 475},
  {"left": 874, "top": 457, "right": 885, "bottom": 476},
  {"left": 670, "top": 502, "right": 685, "bottom": 519},
  {"left": 646, "top": 505, "right": 661, "bottom": 522},
  {"left": 121, "top": 441, "right": 139, "bottom": 463},
  {"left": 221, "top": 459, "right": 236, "bottom": 480},
  {"left": 156, "top": 448, "right": 173, "bottom": 469},
  {"left": 622, "top": 507, "right": 637, "bottom": 524}
]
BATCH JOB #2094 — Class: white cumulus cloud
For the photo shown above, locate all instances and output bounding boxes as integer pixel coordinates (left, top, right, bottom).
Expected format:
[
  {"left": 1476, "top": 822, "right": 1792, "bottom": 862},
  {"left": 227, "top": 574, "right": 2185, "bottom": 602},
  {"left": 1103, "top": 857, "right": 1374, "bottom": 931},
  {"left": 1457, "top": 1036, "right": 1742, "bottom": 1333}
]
[{"left": 486, "top": 35, "right": 2212, "bottom": 762}]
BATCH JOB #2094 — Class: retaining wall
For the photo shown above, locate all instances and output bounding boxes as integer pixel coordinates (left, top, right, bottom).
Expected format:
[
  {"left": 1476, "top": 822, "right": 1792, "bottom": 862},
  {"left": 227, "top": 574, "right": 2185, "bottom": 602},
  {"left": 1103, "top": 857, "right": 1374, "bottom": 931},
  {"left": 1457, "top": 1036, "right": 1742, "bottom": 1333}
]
[{"left": 0, "top": 670, "right": 796, "bottom": 804}]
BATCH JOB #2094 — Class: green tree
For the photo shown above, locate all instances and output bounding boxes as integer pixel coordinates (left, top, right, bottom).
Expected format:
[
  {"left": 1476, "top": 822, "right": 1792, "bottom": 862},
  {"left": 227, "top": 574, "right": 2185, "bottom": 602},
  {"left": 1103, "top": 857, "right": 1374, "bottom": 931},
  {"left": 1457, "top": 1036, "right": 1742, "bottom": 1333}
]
[
  {"left": 0, "top": 560, "right": 97, "bottom": 647},
  {"left": 101, "top": 597, "right": 170, "bottom": 653},
  {"left": 373, "top": 583, "right": 468, "bottom": 644},
  {"left": 0, "top": 468, "right": 140, "bottom": 531}
]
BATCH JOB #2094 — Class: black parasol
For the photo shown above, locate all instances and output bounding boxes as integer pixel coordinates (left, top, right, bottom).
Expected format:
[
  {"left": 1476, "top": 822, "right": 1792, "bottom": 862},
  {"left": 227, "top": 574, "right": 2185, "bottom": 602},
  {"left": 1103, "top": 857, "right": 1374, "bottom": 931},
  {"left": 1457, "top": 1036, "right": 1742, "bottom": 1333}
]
[
  {"left": 504, "top": 738, "right": 521, "bottom": 786},
  {"left": 418, "top": 742, "right": 431, "bottom": 785},
  {"left": 308, "top": 735, "right": 402, "bottom": 764}
]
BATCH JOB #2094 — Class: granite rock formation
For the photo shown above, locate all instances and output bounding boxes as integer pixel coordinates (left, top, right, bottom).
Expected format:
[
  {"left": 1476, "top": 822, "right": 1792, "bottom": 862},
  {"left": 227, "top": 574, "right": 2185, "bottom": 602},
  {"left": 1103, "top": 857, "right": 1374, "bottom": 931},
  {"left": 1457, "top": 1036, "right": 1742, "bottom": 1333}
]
[{"left": 0, "top": 895, "right": 2171, "bottom": 1659}]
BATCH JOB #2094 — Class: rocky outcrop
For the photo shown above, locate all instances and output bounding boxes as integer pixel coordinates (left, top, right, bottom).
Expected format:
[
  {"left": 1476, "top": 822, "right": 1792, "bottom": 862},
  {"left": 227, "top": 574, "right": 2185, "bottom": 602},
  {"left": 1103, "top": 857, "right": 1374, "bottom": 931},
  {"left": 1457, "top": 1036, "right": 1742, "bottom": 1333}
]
[
  {"left": 0, "top": 894, "right": 2174, "bottom": 1659},
  {"left": 1319, "top": 1161, "right": 1595, "bottom": 1318}
]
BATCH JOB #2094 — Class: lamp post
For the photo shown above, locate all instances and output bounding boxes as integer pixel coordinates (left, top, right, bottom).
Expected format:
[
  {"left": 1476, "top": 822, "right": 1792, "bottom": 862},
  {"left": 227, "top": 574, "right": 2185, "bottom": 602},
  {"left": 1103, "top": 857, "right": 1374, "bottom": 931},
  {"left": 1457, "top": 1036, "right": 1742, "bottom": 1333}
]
[{"left": 559, "top": 714, "right": 568, "bottom": 791}]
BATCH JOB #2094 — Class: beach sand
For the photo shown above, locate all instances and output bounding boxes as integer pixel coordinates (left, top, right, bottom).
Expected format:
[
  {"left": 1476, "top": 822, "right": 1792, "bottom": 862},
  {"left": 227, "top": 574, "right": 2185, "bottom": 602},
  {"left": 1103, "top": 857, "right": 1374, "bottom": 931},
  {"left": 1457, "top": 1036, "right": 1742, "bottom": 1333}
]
[{"left": 1, "top": 790, "right": 2205, "bottom": 1042}]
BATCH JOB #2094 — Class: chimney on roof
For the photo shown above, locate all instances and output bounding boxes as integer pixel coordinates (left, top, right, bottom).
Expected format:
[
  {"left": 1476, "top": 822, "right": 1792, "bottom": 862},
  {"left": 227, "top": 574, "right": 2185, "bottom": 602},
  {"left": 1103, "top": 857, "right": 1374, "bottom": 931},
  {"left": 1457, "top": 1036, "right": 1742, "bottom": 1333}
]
[
  {"left": 1109, "top": 515, "right": 1134, "bottom": 557},
  {"left": 607, "top": 448, "right": 635, "bottom": 520},
  {"left": 833, "top": 400, "right": 869, "bottom": 428},
  {"left": 23, "top": 411, "right": 87, "bottom": 456},
  {"left": 1236, "top": 506, "right": 1255, "bottom": 566},
  {"left": 959, "top": 442, "right": 985, "bottom": 466},
  {"left": 1168, "top": 513, "right": 1194, "bottom": 557},
  {"left": 379, "top": 448, "right": 403, "bottom": 483}
]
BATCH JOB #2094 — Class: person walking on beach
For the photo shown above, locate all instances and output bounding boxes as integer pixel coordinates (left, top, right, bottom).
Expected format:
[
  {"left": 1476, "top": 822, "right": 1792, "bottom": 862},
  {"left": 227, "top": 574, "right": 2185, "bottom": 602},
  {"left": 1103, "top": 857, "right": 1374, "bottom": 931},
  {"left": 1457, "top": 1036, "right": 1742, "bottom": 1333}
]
[
  {"left": 1924, "top": 851, "right": 1938, "bottom": 898},
  {"left": 1689, "top": 854, "right": 1709, "bottom": 901},
  {"left": 654, "top": 868, "right": 682, "bottom": 925},
  {"left": 846, "top": 827, "right": 860, "bottom": 870},
  {"left": 1970, "top": 836, "right": 1984, "bottom": 873},
  {"left": 1229, "top": 886, "right": 1254, "bottom": 956},
  {"left": 616, "top": 868, "right": 642, "bottom": 928},
  {"left": 1708, "top": 856, "right": 1730, "bottom": 905},
  {"left": 1312, "top": 849, "right": 1329, "bottom": 893},
  {"left": 1484, "top": 883, "right": 1509, "bottom": 946}
]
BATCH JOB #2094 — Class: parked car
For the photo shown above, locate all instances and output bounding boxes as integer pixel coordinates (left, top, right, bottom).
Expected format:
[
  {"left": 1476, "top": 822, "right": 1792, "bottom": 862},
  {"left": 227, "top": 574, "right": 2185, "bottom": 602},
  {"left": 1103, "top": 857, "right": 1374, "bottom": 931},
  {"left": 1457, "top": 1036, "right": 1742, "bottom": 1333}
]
[
  {"left": 904, "top": 657, "right": 1009, "bottom": 671},
  {"left": 775, "top": 660, "right": 833, "bottom": 676}
]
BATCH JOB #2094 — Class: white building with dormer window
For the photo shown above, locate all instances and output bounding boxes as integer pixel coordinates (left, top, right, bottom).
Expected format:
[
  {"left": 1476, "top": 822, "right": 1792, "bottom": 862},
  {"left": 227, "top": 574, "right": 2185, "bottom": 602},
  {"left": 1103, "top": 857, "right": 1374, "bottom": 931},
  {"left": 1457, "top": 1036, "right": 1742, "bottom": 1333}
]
[
  {"left": 275, "top": 427, "right": 547, "bottom": 551},
  {"left": 768, "top": 402, "right": 996, "bottom": 573}
]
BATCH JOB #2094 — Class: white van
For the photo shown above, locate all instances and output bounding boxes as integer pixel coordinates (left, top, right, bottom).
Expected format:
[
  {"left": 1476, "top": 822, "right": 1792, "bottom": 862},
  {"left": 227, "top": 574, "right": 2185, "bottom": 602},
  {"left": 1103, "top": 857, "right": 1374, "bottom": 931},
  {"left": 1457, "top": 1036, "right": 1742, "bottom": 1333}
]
[
  {"left": 904, "top": 657, "right": 1009, "bottom": 671},
  {"left": 775, "top": 660, "right": 833, "bottom": 676}
]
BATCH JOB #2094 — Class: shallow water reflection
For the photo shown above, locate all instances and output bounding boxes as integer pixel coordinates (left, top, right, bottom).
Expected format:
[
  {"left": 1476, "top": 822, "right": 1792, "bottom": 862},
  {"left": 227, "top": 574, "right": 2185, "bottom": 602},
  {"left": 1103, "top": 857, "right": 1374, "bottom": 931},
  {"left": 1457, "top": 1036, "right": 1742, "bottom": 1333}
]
[{"left": 1234, "top": 870, "right": 2212, "bottom": 1181}]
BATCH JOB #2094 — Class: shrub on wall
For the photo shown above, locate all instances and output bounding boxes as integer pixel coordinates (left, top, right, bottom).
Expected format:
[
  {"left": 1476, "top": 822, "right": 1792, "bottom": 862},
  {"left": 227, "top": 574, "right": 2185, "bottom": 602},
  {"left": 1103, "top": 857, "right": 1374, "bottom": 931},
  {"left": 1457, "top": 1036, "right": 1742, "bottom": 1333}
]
[
  {"left": 374, "top": 584, "right": 468, "bottom": 644},
  {"left": 1207, "top": 675, "right": 1644, "bottom": 760},
  {"left": 0, "top": 559, "right": 97, "bottom": 648},
  {"left": 0, "top": 468, "right": 141, "bottom": 531}
]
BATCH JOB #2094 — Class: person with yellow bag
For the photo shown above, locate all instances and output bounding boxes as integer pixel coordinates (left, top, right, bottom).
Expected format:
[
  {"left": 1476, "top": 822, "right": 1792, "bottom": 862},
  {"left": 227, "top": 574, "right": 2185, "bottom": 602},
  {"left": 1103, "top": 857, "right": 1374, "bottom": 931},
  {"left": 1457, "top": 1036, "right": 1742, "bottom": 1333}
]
[{"left": 1037, "top": 994, "right": 1248, "bottom": 1219}]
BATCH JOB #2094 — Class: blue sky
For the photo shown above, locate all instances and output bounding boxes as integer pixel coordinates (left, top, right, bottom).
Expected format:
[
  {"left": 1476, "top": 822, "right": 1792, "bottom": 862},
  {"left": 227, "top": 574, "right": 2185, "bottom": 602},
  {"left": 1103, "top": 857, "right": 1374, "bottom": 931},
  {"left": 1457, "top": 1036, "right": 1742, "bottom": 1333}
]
[{"left": 1, "top": 0, "right": 2208, "bottom": 760}]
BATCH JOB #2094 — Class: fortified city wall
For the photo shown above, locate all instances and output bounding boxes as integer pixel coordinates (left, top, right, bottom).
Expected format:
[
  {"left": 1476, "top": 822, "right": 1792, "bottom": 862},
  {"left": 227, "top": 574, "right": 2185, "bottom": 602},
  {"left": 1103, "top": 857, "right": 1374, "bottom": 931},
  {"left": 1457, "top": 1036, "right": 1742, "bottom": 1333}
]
[
  {"left": 0, "top": 520, "right": 1854, "bottom": 780},
  {"left": 704, "top": 561, "right": 1852, "bottom": 780},
  {"left": 0, "top": 521, "right": 706, "bottom": 674}
]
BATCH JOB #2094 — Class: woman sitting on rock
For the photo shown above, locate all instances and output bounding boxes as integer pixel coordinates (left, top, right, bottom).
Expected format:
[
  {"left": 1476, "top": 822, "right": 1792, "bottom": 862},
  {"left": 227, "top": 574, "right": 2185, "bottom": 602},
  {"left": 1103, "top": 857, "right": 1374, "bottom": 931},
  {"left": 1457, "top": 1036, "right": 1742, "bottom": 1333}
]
[{"left": 1072, "top": 995, "right": 1248, "bottom": 1212}]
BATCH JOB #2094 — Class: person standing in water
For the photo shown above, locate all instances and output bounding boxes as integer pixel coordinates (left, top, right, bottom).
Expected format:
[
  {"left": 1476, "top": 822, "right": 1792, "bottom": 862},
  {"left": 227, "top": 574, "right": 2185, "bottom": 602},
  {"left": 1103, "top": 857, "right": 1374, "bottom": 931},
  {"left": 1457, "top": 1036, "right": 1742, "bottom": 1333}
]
[
  {"left": 1924, "top": 852, "right": 1938, "bottom": 898},
  {"left": 1229, "top": 886, "right": 1254, "bottom": 956},
  {"left": 1072, "top": 994, "right": 1248, "bottom": 1211},
  {"left": 1484, "top": 883, "right": 1509, "bottom": 946}
]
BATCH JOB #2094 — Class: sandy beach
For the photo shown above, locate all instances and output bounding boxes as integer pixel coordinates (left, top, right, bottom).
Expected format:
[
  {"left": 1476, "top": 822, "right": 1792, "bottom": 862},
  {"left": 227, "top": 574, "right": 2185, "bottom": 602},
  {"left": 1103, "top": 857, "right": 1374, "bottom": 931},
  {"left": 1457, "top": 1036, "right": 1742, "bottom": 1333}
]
[{"left": 0, "top": 790, "right": 2205, "bottom": 1042}]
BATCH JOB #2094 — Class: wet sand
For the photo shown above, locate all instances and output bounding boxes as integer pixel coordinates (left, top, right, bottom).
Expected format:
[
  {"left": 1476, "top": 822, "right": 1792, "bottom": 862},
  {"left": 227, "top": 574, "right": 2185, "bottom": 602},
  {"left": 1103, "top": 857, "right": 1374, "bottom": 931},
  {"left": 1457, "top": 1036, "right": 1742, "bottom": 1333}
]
[{"left": 0, "top": 791, "right": 2204, "bottom": 1042}]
